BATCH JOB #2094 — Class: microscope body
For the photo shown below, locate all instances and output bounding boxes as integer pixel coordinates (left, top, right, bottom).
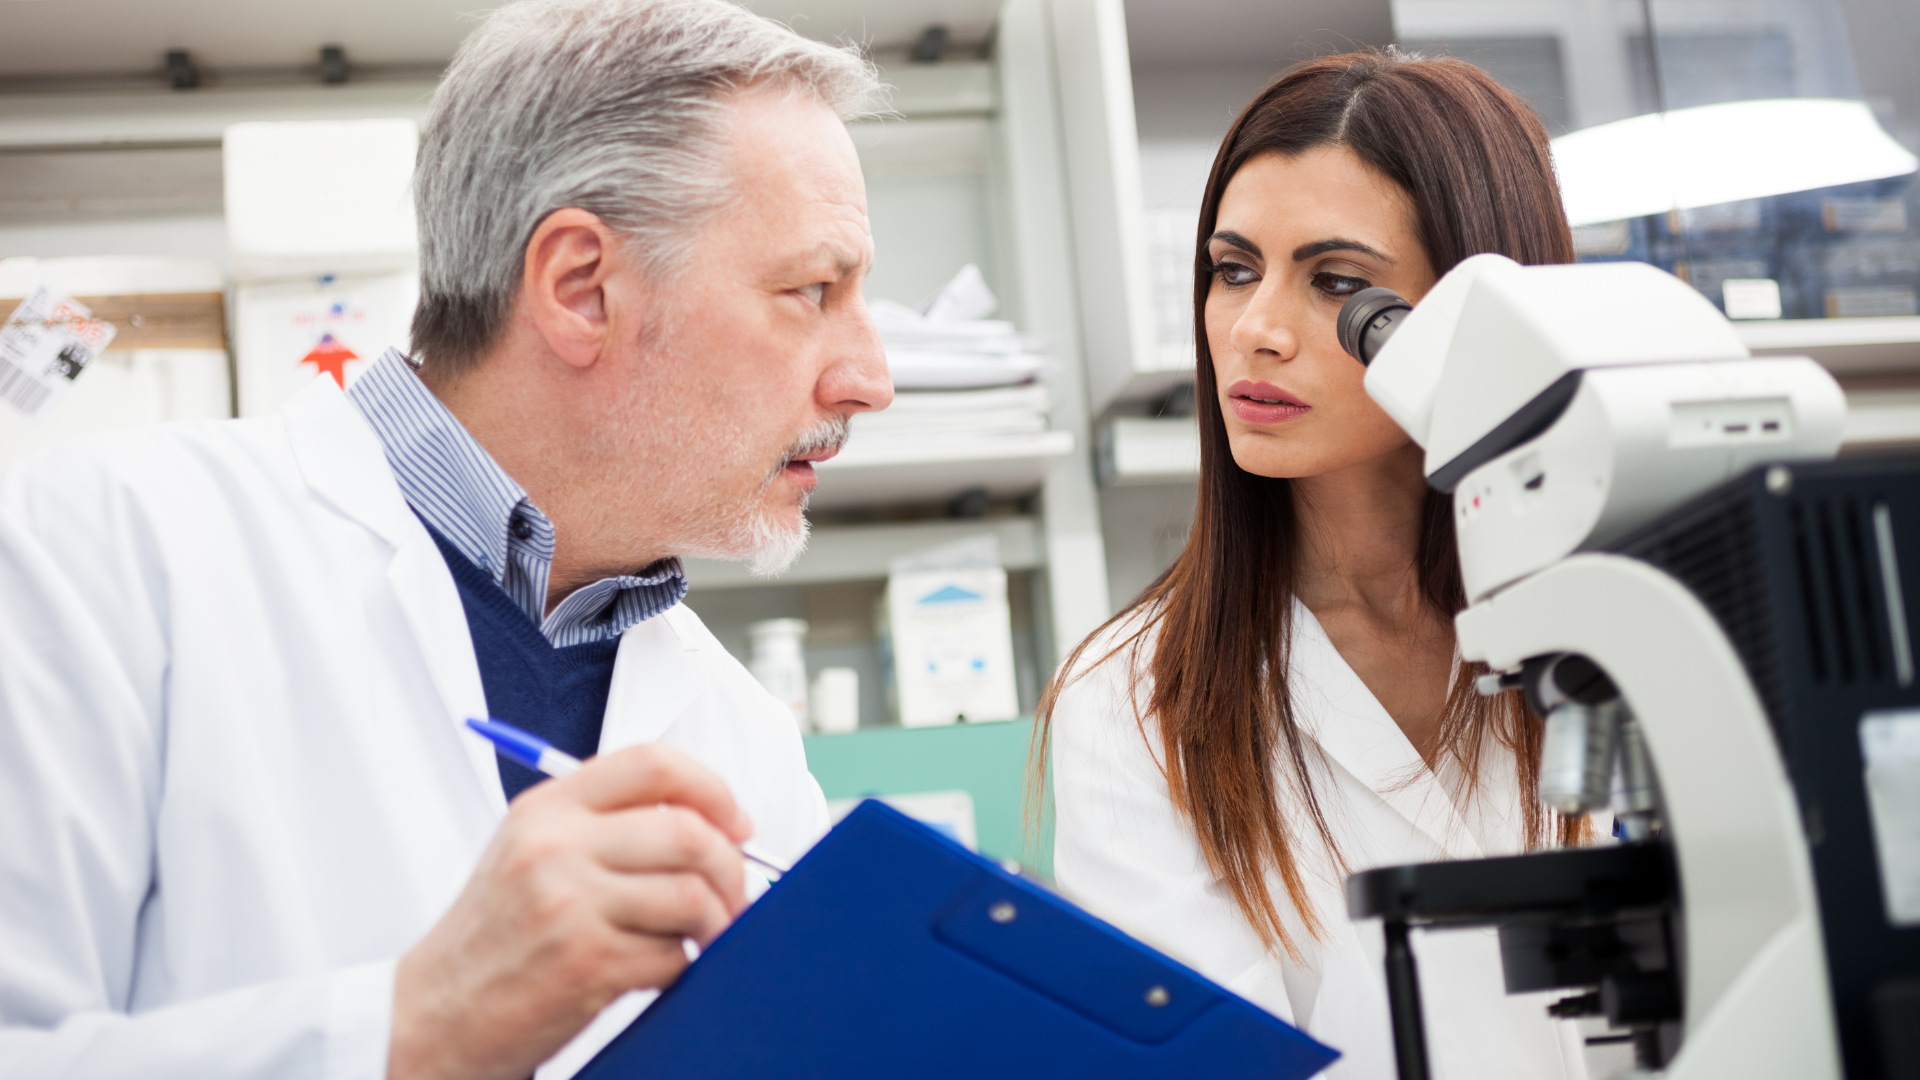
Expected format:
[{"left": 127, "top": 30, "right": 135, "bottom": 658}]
[{"left": 1342, "top": 256, "right": 1920, "bottom": 1078}]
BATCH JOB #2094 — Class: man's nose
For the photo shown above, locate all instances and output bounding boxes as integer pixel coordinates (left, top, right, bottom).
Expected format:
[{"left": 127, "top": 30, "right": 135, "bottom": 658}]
[{"left": 821, "top": 313, "right": 893, "bottom": 415}]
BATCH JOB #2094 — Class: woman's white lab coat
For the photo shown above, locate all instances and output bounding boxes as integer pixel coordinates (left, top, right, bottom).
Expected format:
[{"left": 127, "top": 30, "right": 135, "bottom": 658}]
[
  {"left": 1050, "top": 605, "right": 1591, "bottom": 1080},
  {"left": 0, "top": 378, "right": 827, "bottom": 1079}
]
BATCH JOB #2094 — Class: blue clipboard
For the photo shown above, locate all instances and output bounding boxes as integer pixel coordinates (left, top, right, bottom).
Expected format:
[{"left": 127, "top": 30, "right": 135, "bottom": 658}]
[{"left": 575, "top": 799, "right": 1339, "bottom": 1079}]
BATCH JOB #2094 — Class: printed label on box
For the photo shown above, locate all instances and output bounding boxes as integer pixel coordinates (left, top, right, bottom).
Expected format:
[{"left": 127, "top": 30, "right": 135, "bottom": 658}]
[
  {"left": 1826, "top": 287, "right": 1919, "bottom": 319},
  {"left": 0, "top": 287, "right": 117, "bottom": 420},
  {"left": 1824, "top": 198, "right": 1908, "bottom": 234}
]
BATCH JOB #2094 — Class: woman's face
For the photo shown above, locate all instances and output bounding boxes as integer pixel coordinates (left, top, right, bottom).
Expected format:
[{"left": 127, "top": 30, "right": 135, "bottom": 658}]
[{"left": 1205, "top": 145, "right": 1438, "bottom": 479}]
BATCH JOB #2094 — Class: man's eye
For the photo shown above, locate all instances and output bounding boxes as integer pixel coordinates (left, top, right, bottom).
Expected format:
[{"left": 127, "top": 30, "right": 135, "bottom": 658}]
[
  {"left": 1311, "top": 272, "right": 1371, "bottom": 297},
  {"left": 1209, "top": 260, "right": 1259, "bottom": 287},
  {"left": 796, "top": 283, "right": 826, "bottom": 305}
]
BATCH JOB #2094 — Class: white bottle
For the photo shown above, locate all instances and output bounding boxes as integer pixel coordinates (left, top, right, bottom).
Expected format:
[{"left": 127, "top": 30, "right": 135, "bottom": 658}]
[
  {"left": 747, "top": 618, "right": 810, "bottom": 733},
  {"left": 810, "top": 668, "right": 860, "bottom": 735}
]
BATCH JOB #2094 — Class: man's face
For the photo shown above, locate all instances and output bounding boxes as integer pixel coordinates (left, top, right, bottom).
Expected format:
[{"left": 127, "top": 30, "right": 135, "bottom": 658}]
[{"left": 601, "top": 87, "right": 890, "bottom": 575}]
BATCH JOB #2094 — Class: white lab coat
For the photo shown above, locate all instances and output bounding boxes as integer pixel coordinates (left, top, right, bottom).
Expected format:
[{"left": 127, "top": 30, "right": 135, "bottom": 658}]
[
  {"left": 1050, "top": 605, "right": 1591, "bottom": 1080},
  {"left": 0, "top": 377, "right": 828, "bottom": 1080}
]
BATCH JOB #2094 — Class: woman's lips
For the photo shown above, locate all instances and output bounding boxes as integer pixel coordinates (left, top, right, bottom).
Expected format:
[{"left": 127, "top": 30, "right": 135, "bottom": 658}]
[{"left": 1226, "top": 379, "right": 1309, "bottom": 425}]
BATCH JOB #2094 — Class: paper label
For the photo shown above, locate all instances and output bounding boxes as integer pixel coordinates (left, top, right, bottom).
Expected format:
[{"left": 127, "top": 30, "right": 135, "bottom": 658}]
[
  {"left": 1861, "top": 708, "right": 1920, "bottom": 926},
  {"left": 0, "top": 287, "right": 117, "bottom": 419}
]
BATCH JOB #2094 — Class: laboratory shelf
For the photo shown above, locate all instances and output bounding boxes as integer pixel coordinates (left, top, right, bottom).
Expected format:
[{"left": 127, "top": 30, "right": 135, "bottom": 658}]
[
  {"left": 1097, "top": 415, "right": 1200, "bottom": 486},
  {"left": 1090, "top": 389, "right": 1920, "bottom": 488},
  {"left": 683, "top": 515, "right": 1043, "bottom": 590},
  {"left": 809, "top": 429, "right": 1074, "bottom": 510},
  {"left": 0, "top": 82, "right": 440, "bottom": 150},
  {"left": 1844, "top": 389, "right": 1920, "bottom": 447},
  {"left": 802, "top": 717, "right": 1051, "bottom": 877},
  {"left": 1737, "top": 317, "right": 1920, "bottom": 374}
]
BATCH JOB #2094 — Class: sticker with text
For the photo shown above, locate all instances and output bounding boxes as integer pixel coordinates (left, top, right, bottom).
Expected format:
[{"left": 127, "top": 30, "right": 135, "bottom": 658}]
[{"left": 0, "top": 287, "right": 117, "bottom": 419}]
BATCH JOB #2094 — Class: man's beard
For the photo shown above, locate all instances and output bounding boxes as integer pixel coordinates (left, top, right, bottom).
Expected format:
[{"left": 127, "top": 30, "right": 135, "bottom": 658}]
[{"left": 673, "top": 414, "right": 849, "bottom": 578}]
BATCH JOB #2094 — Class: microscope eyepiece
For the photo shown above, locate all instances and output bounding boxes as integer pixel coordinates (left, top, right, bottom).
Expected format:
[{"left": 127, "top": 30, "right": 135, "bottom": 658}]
[{"left": 1336, "top": 286, "right": 1413, "bottom": 366}]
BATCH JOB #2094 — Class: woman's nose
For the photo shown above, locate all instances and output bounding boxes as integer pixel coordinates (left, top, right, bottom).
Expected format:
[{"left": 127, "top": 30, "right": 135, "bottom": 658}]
[{"left": 1229, "top": 286, "right": 1301, "bottom": 364}]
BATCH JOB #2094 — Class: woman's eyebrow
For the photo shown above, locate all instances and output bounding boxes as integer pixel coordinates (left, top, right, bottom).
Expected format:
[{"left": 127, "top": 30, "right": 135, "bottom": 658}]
[
  {"left": 1209, "top": 230, "right": 1262, "bottom": 259},
  {"left": 1293, "top": 238, "right": 1391, "bottom": 262}
]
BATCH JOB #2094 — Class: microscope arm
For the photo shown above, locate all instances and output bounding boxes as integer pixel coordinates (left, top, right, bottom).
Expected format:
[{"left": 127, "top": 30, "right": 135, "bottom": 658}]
[{"left": 1455, "top": 554, "right": 1840, "bottom": 1080}]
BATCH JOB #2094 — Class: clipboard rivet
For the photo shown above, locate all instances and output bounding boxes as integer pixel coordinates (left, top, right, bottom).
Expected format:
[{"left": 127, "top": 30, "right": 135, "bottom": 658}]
[
  {"left": 988, "top": 901, "right": 1017, "bottom": 923},
  {"left": 1145, "top": 985, "right": 1170, "bottom": 1007}
]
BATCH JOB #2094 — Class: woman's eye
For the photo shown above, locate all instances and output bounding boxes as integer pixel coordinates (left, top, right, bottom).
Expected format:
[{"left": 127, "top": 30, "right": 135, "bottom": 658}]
[
  {"left": 1311, "top": 272, "right": 1371, "bottom": 298},
  {"left": 796, "top": 282, "right": 826, "bottom": 305},
  {"left": 1210, "top": 260, "right": 1259, "bottom": 287}
]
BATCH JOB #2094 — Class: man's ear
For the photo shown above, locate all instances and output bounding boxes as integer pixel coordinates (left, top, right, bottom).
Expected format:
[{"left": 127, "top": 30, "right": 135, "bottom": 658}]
[{"left": 519, "top": 208, "right": 629, "bottom": 371}]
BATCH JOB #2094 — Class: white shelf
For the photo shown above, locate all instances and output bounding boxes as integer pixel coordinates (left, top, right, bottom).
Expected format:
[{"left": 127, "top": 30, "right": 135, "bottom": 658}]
[
  {"left": 1844, "top": 389, "right": 1920, "bottom": 446},
  {"left": 0, "top": 83, "right": 440, "bottom": 150},
  {"left": 1098, "top": 416, "right": 1199, "bottom": 485},
  {"left": 0, "top": 61, "right": 994, "bottom": 152},
  {"left": 808, "top": 430, "right": 1074, "bottom": 510},
  {"left": 1736, "top": 317, "right": 1920, "bottom": 374},
  {"left": 683, "top": 516, "right": 1042, "bottom": 591},
  {"left": 1093, "top": 392, "right": 1920, "bottom": 487}
]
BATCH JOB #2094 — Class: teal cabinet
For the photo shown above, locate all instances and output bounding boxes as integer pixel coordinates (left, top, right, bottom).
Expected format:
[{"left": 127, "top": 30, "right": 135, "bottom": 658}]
[{"left": 803, "top": 719, "right": 1053, "bottom": 878}]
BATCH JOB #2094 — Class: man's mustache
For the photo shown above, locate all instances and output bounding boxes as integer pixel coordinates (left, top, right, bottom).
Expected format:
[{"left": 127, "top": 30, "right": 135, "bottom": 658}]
[{"left": 764, "top": 415, "right": 850, "bottom": 485}]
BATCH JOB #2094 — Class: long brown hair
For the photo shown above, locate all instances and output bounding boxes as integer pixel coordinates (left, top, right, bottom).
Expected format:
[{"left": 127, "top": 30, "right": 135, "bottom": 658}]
[{"left": 1035, "top": 50, "right": 1584, "bottom": 957}]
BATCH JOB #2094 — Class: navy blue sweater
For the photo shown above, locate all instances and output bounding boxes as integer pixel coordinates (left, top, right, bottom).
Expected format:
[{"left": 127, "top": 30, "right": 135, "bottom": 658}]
[{"left": 424, "top": 523, "right": 620, "bottom": 800}]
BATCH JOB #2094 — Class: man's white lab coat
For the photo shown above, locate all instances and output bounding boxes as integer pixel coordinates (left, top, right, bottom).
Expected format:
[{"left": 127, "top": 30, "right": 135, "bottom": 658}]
[
  {"left": 0, "top": 378, "right": 827, "bottom": 1079},
  {"left": 1050, "top": 607, "right": 1595, "bottom": 1080}
]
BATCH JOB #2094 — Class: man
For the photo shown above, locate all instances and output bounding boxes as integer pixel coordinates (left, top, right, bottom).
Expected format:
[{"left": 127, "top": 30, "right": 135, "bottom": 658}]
[{"left": 0, "top": 1, "right": 889, "bottom": 1077}]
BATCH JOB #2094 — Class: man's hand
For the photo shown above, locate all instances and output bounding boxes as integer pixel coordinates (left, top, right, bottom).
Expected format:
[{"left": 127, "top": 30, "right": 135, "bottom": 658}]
[{"left": 388, "top": 743, "right": 753, "bottom": 1080}]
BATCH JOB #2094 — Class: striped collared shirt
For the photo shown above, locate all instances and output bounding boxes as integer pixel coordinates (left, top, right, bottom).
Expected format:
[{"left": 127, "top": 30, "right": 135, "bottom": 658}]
[{"left": 347, "top": 349, "right": 686, "bottom": 646}]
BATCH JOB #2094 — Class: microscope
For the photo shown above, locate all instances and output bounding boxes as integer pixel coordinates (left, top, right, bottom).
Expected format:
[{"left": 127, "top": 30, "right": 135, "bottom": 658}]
[{"left": 1333, "top": 256, "right": 1920, "bottom": 1080}]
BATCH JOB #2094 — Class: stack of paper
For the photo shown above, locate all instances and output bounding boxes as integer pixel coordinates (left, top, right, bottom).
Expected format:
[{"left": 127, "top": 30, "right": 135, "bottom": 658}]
[
  {"left": 849, "top": 383, "right": 1050, "bottom": 452},
  {"left": 853, "top": 264, "right": 1054, "bottom": 457},
  {"left": 872, "top": 264, "right": 1051, "bottom": 391}
]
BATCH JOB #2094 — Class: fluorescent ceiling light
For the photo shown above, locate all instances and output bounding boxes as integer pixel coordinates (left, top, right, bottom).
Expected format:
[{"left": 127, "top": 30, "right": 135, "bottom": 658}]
[{"left": 1552, "top": 98, "right": 1919, "bottom": 227}]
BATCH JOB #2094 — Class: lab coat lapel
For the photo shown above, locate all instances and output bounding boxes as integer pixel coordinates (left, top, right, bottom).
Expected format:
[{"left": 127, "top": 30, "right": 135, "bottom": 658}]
[
  {"left": 280, "top": 379, "right": 507, "bottom": 815},
  {"left": 600, "top": 607, "right": 705, "bottom": 752},
  {"left": 1288, "top": 601, "right": 1483, "bottom": 860}
]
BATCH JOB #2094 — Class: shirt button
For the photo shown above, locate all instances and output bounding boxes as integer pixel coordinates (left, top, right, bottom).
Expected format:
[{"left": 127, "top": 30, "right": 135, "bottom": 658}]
[{"left": 511, "top": 517, "right": 534, "bottom": 540}]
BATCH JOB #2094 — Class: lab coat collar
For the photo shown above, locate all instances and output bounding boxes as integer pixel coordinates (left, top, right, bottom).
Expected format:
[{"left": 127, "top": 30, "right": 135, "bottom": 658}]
[
  {"left": 600, "top": 607, "right": 707, "bottom": 753},
  {"left": 282, "top": 378, "right": 508, "bottom": 815},
  {"left": 1287, "top": 600, "right": 1483, "bottom": 860}
]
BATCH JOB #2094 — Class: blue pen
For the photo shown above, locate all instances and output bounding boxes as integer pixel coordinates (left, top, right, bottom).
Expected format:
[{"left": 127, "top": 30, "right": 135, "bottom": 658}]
[{"left": 466, "top": 717, "right": 790, "bottom": 877}]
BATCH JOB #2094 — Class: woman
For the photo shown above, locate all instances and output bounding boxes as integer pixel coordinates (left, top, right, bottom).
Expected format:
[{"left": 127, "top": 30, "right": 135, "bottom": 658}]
[{"left": 1042, "top": 51, "right": 1595, "bottom": 1079}]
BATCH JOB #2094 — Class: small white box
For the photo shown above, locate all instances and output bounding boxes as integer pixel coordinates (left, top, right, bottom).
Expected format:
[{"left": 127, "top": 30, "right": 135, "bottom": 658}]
[
  {"left": 1721, "top": 278, "right": 1782, "bottom": 321},
  {"left": 828, "top": 791, "right": 977, "bottom": 850},
  {"left": 810, "top": 667, "right": 861, "bottom": 734}
]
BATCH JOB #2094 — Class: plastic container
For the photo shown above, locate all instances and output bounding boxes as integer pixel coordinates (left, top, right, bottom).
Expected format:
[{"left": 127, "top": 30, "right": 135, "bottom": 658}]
[{"left": 747, "top": 618, "right": 810, "bottom": 733}]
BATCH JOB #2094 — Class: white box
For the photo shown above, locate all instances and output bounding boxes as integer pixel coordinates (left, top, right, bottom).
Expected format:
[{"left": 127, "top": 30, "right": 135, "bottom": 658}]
[
  {"left": 886, "top": 566, "right": 1020, "bottom": 726},
  {"left": 0, "top": 257, "right": 231, "bottom": 470},
  {"left": 224, "top": 118, "right": 419, "bottom": 281},
  {"left": 235, "top": 272, "right": 417, "bottom": 417}
]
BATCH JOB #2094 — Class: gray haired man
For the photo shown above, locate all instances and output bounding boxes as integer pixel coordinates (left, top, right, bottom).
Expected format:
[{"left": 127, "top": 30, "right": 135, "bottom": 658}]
[{"left": 0, "top": 1, "right": 890, "bottom": 1078}]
